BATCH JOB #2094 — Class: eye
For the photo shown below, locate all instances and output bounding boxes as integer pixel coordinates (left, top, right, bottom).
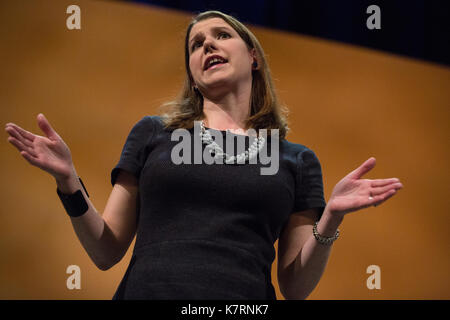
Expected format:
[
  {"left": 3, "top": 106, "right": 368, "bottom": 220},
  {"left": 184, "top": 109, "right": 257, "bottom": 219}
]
[
  {"left": 191, "top": 41, "right": 202, "bottom": 52},
  {"left": 218, "top": 32, "right": 230, "bottom": 39}
]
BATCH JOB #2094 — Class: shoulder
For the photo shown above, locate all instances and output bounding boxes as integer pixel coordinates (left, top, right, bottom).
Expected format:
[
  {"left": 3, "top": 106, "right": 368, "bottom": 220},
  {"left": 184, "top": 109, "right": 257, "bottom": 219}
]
[
  {"left": 122, "top": 115, "right": 167, "bottom": 147},
  {"left": 279, "top": 139, "right": 323, "bottom": 177},
  {"left": 280, "top": 139, "right": 318, "bottom": 159},
  {"left": 135, "top": 115, "right": 162, "bottom": 126},
  {"left": 131, "top": 115, "right": 166, "bottom": 133}
]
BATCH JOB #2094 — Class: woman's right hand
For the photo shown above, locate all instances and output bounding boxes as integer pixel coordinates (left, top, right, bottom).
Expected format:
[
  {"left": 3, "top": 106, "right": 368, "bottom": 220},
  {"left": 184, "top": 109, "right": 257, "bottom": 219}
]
[{"left": 5, "top": 113, "right": 75, "bottom": 181}]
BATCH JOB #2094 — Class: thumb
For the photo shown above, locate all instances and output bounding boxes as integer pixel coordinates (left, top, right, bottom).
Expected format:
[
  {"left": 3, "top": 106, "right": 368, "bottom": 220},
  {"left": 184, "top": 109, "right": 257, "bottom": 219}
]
[
  {"left": 347, "top": 157, "right": 376, "bottom": 180},
  {"left": 37, "top": 113, "right": 59, "bottom": 140}
]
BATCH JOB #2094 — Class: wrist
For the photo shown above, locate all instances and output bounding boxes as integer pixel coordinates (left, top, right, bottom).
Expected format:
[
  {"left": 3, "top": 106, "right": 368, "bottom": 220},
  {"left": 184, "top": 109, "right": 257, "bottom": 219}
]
[
  {"left": 316, "top": 207, "right": 343, "bottom": 238},
  {"left": 323, "top": 207, "right": 344, "bottom": 224},
  {"left": 55, "top": 170, "right": 79, "bottom": 194},
  {"left": 56, "top": 175, "right": 90, "bottom": 218}
]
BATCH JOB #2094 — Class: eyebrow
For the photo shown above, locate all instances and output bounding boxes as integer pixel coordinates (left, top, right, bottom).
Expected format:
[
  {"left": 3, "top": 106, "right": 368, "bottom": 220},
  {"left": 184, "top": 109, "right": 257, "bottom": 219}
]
[{"left": 189, "top": 25, "right": 233, "bottom": 46}]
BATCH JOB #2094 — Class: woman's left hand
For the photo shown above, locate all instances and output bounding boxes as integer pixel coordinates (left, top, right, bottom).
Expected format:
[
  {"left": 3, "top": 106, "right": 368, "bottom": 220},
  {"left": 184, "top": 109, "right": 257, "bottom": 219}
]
[{"left": 327, "top": 157, "right": 403, "bottom": 218}]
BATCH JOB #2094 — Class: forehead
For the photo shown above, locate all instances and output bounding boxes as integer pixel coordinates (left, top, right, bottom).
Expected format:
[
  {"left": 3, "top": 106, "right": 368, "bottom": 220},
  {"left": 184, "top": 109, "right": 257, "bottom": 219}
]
[{"left": 189, "top": 17, "right": 234, "bottom": 39}]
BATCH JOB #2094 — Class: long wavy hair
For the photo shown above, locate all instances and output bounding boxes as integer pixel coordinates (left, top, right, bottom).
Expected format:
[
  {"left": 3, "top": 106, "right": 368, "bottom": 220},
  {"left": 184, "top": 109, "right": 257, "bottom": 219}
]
[{"left": 158, "top": 10, "right": 290, "bottom": 140}]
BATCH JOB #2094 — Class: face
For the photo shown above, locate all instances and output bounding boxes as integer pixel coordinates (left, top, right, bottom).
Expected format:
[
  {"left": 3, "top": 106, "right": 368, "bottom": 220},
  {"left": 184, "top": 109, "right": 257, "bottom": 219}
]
[{"left": 188, "top": 17, "right": 255, "bottom": 93}]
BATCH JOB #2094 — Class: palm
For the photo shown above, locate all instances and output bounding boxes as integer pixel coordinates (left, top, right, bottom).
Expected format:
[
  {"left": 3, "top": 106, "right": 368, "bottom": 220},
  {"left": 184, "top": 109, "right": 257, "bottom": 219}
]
[
  {"left": 5, "top": 114, "right": 74, "bottom": 180},
  {"left": 327, "top": 158, "right": 403, "bottom": 217},
  {"left": 29, "top": 134, "right": 72, "bottom": 176}
]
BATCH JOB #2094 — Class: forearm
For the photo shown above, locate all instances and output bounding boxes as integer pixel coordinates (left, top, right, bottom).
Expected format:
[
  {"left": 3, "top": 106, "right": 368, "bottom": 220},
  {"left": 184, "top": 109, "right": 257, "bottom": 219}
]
[
  {"left": 56, "top": 171, "right": 121, "bottom": 270},
  {"left": 282, "top": 208, "right": 343, "bottom": 299}
]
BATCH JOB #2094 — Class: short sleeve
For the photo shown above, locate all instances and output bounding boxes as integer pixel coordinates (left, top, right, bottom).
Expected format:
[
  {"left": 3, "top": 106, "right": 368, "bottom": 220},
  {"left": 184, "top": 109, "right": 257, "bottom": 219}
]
[
  {"left": 292, "top": 148, "right": 327, "bottom": 218},
  {"left": 111, "top": 116, "right": 156, "bottom": 186}
]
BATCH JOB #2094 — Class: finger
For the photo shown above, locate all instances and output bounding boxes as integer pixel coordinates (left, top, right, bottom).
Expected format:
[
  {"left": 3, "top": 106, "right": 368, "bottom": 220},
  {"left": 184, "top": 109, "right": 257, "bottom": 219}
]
[
  {"left": 372, "top": 189, "right": 398, "bottom": 207},
  {"left": 6, "top": 123, "right": 36, "bottom": 144},
  {"left": 7, "top": 136, "right": 39, "bottom": 158},
  {"left": 371, "top": 182, "right": 403, "bottom": 196},
  {"left": 7, "top": 136, "right": 25, "bottom": 152},
  {"left": 37, "top": 113, "right": 59, "bottom": 140},
  {"left": 20, "top": 150, "right": 41, "bottom": 167},
  {"left": 5, "top": 125, "right": 34, "bottom": 147},
  {"left": 371, "top": 178, "right": 400, "bottom": 187},
  {"left": 347, "top": 157, "right": 376, "bottom": 180}
]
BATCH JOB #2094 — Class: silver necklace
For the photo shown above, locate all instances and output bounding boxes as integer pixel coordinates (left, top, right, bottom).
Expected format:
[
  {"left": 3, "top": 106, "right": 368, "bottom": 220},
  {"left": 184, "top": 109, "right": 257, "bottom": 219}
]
[{"left": 199, "top": 120, "right": 265, "bottom": 164}]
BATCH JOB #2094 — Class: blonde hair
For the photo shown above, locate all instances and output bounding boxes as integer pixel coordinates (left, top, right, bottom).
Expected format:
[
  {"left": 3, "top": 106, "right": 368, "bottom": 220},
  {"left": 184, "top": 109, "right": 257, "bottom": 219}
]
[{"left": 158, "top": 10, "right": 290, "bottom": 140}]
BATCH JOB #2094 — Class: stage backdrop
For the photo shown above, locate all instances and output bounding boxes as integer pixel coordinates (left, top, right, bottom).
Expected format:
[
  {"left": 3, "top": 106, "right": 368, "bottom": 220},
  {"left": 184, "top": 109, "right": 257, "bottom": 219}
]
[{"left": 0, "top": 0, "right": 449, "bottom": 299}]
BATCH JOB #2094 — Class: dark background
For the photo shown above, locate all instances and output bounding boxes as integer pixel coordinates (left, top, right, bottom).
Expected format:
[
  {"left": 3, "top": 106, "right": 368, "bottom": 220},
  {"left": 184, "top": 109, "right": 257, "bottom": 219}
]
[{"left": 121, "top": 0, "right": 450, "bottom": 66}]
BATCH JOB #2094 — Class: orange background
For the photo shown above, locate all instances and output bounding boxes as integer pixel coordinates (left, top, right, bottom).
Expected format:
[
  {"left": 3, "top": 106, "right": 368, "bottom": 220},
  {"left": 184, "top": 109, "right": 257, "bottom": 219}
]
[{"left": 0, "top": 0, "right": 449, "bottom": 299}]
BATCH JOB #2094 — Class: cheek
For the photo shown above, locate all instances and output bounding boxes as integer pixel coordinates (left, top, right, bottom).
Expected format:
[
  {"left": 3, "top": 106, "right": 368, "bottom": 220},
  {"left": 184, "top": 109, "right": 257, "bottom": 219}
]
[
  {"left": 189, "top": 54, "right": 201, "bottom": 73},
  {"left": 188, "top": 59, "right": 198, "bottom": 83},
  {"left": 232, "top": 44, "right": 253, "bottom": 68}
]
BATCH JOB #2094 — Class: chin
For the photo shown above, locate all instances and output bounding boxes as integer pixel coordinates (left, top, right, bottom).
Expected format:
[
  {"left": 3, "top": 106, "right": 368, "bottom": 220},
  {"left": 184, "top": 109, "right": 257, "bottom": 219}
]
[{"left": 203, "top": 74, "right": 234, "bottom": 88}]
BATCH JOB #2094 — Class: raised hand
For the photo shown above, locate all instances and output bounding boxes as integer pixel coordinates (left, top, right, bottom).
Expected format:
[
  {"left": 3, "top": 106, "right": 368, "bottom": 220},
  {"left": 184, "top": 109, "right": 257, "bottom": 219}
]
[
  {"left": 327, "top": 157, "right": 403, "bottom": 218},
  {"left": 5, "top": 114, "right": 75, "bottom": 181}
]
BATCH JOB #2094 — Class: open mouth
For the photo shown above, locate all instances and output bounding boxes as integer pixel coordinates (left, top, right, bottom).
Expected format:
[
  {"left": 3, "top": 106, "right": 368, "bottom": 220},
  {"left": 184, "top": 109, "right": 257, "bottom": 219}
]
[{"left": 204, "top": 56, "right": 228, "bottom": 71}]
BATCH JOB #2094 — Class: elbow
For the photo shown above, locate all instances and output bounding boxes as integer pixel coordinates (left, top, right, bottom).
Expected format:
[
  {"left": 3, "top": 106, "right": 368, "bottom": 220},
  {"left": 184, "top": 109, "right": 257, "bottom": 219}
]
[
  {"left": 93, "top": 253, "right": 122, "bottom": 271},
  {"left": 95, "top": 258, "right": 115, "bottom": 271},
  {"left": 284, "top": 290, "right": 310, "bottom": 300},
  {"left": 93, "top": 245, "right": 127, "bottom": 271},
  {"left": 279, "top": 283, "right": 310, "bottom": 300},
  {"left": 278, "top": 273, "right": 311, "bottom": 300},
  {"left": 96, "top": 262, "right": 113, "bottom": 271}
]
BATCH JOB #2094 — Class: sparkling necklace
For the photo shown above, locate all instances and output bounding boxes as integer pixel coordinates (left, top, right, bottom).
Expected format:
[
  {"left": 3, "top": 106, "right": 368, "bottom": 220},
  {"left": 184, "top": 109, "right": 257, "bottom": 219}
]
[{"left": 199, "top": 120, "right": 265, "bottom": 164}]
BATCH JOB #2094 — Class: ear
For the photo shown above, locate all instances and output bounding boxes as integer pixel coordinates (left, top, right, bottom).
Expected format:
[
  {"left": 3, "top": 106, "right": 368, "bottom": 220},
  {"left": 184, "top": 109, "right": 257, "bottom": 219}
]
[
  {"left": 188, "top": 73, "right": 197, "bottom": 90},
  {"left": 250, "top": 48, "right": 258, "bottom": 70}
]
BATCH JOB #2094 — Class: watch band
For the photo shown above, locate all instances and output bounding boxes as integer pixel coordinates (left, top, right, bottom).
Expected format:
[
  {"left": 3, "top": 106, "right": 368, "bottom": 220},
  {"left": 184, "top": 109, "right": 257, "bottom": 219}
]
[{"left": 56, "top": 177, "right": 89, "bottom": 217}]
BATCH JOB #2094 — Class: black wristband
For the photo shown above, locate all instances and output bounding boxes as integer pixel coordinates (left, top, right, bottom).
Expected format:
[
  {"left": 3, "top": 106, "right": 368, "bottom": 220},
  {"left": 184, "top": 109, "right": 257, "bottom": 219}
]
[
  {"left": 78, "top": 176, "right": 89, "bottom": 198},
  {"left": 57, "top": 177, "right": 89, "bottom": 217}
]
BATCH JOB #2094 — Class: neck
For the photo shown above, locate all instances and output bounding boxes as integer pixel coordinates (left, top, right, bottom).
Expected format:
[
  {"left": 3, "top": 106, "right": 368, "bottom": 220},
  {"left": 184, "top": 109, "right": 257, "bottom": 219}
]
[{"left": 202, "top": 82, "right": 252, "bottom": 131}]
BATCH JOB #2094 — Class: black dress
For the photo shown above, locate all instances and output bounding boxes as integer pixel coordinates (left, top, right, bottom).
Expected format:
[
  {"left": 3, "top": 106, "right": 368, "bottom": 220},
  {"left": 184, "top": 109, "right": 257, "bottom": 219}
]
[{"left": 110, "top": 116, "right": 326, "bottom": 299}]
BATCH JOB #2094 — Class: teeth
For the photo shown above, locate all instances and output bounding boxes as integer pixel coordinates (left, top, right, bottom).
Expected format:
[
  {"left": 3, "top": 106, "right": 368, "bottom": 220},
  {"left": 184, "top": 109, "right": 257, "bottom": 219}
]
[{"left": 207, "top": 57, "right": 225, "bottom": 68}]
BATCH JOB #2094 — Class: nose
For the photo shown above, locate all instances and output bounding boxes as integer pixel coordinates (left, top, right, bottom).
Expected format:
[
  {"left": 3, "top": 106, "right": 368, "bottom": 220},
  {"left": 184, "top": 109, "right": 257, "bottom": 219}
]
[{"left": 203, "top": 36, "right": 216, "bottom": 54}]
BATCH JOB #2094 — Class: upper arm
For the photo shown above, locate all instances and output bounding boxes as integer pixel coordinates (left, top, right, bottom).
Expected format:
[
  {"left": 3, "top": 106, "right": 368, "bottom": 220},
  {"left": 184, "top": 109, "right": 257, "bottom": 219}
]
[
  {"left": 102, "top": 169, "right": 139, "bottom": 257},
  {"left": 277, "top": 208, "right": 320, "bottom": 283}
]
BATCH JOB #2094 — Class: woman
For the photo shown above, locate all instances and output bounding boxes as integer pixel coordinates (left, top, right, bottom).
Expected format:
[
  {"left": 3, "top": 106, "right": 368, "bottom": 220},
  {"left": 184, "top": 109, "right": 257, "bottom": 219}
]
[{"left": 5, "top": 11, "right": 403, "bottom": 299}]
